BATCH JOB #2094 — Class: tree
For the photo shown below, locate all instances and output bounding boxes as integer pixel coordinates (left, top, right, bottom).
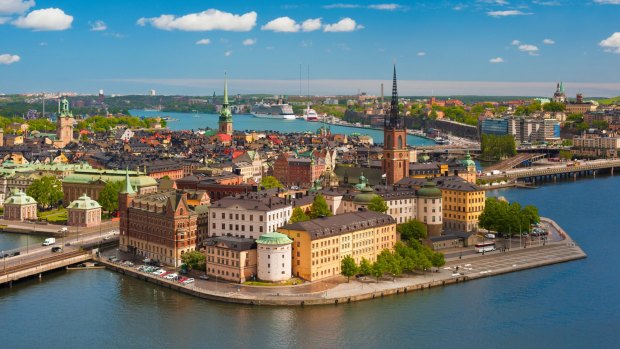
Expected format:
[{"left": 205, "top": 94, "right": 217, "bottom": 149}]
[
  {"left": 27, "top": 176, "right": 63, "bottom": 210},
  {"left": 289, "top": 207, "right": 310, "bottom": 224},
  {"left": 99, "top": 180, "right": 124, "bottom": 213},
  {"left": 559, "top": 150, "right": 573, "bottom": 161},
  {"left": 260, "top": 176, "right": 283, "bottom": 190},
  {"left": 368, "top": 196, "right": 389, "bottom": 213},
  {"left": 397, "top": 219, "right": 428, "bottom": 241},
  {"left": 181, "top": 250, "right": 206, "bottom": 271},
  {"left": 478, "top": 197, "right": 540, "bottom": 235},
  {"left": 309, "top": 194, "right": 332, "bottom": 218},
  {"left": 359, "top": 257, "right": 372, "bottom": 276},
  {"left": 340, "top": 255, "right": 358, "bottom": 282},
  {"left": 543, "top": 102, "right": 566, "bottom": 112},
  {"left": 371, "top": 258, "right": 387, "bottom": 282}
]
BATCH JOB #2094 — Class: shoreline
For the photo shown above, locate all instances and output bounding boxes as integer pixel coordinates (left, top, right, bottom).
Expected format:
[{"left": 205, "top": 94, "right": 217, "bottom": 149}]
[{"left": 96, "top": 217, "right": 586, "bottom": 307}]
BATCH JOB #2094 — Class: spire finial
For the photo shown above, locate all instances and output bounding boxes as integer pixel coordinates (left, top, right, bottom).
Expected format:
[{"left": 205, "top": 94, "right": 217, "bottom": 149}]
[{"left": 385, "top": 64, "right": 401, "bottom": 129}]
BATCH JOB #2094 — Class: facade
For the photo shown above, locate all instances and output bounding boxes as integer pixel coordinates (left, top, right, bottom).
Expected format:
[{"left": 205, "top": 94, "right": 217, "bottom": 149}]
[
  {"left": 218, "top": 75, "right": 233, "bottom": 136},
  {"left": 278, "top": 211, "right": 396, "bottom": 281},
  {"left": 209, "top": 192, "right": 293, "bottom": 239},
  {"left": 256, "top": 232, "right": 293, "bottom": 282},
  {"left": 205, "top": 236, "right": 257, "bottom": 283},
  {"left": 62, "top": 168, "right": 158, "bottom": 204},
  {"left": 273, "top": 154, "right": 326, "bottom": 188},
  {"left": 481, "top": 116, "right": 560, "bottom": 144},
  {"left": 55, "top": 97, "right": 75, "bottom": 148},
  {"left": 119, "top": 174, "right": 198, "bottom": 266},
  {"left": 66, "top": 194, "right": 102, "bottom": 227},
  {"left": 416, "top": 182, "right": 443, "bottom": 237},
  {"left": 437, "top": 178, "right": 485, "bottom": 233},
  {"left": 572, "top": 135, "right": 620, "bottom": 158},
  {"left": 3, "top": 188, "right": 37, "bottom": 221},
  {"left": 383, "top": 66, "right": 409, "bottom": 185}
]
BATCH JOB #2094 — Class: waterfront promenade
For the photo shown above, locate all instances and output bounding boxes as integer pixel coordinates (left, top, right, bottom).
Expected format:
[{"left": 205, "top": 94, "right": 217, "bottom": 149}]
[{"left": 97, "top": 217, "right": 586, "bottom": 307}]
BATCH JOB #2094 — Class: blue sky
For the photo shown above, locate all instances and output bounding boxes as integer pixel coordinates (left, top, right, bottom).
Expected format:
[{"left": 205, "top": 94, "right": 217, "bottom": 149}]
[{"left": 1, "top": 0, "right": 620, "bottom": 96}]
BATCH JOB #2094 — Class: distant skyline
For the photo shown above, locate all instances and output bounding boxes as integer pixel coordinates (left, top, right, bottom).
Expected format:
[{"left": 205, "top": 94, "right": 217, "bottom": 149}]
[{"left": 1, "top": 0, "right": 620, "bottom": 96}]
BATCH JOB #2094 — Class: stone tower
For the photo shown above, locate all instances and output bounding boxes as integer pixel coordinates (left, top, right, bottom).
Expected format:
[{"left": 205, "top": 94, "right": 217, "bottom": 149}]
[
  {"left": 218, "top": 73, "right": 233, "bottom": 136},
  {"left": 382, "top": 65, "right": 409, "bottom": 185},
  {"left": 56, "top": 97, "right": 74, "bottom": 147},
  {"left": 118, "top": 168, "right": 136, "bottom": 254}
]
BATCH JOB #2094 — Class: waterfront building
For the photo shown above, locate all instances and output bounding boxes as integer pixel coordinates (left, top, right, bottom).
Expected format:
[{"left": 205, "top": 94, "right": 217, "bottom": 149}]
[
  {"left": 218, "top": 74, "right": 233, "bottom": 136},
  {"left": 278, "top": 211, "right": 396, "bottom": 281},
  {"left": 62, "top": 168, "right": 157, "bottom": 204},
  {"left": 119, "top": 172, "right": 198, "bottom": 266},
  {"left": 480, "top": 116, "right": 560, "bottom": 144},
  {"left": 55, "top": 97, "right": 75, "bottom": 148},
  {"left": 382, "top": 65, "right": 409, "bottom": 185},
  {"left": 3, "top": 188, "right": 37, "bottom": 221},
  {"left": 66, "top": 194, "right": 102, "bottom": 228},
  {"left": 204, "top": 236, "right": 257, "bottom": 283},
  {"left": 256, "top": 232, "right": 293, "bottom": 282},
  {"left": 209, "top": 192, "right": 292, "bottom": 240},
  {"left": 572, "top": 135, "right": 620, "bottom": 158}
]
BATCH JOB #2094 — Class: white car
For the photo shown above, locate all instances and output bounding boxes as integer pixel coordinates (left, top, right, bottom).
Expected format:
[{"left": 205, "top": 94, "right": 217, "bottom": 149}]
[
  {"left": 484, "top": 233, "right": 496, "bottom": 239},
  {"left": 182, "top": 278, "right": 195, "bottom": 285},
  {"left": 164, "top": 273, "right": 178, "bottom": 280},
  {"left": 153, "top": 269, "right": 166, "bottom": 276}
]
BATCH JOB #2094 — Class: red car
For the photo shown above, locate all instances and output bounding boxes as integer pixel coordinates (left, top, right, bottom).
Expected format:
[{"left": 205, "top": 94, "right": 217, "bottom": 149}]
[{"left": 177, "top": 276, "right": 188, "bottom": 283}]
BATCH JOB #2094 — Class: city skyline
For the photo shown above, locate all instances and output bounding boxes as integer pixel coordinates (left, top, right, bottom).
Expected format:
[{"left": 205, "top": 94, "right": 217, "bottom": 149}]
[{"left": 1, "top": 0, "right": 620, "bottom": 96}]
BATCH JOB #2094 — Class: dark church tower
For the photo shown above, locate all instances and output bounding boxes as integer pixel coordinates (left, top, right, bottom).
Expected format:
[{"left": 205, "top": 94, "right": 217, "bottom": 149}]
[{"left": 382, "top": 65, "right": 409, "bottom": 185}]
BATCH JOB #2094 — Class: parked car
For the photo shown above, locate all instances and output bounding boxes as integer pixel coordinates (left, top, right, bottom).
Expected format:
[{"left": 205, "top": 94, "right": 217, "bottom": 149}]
[
  {"left": 51, "top": 247, "right": 62, "bottom": 253},
  {"left": 182, "top": 278, "right": 195, "bottom": 285},
  {"left": 177, "top": 277, "right": 189, "bottom": 283},
  {"left": 164, "top": 273, "right": 178, "bottom": 280},
  {"left": 484, "top": 233, "right": 496, "bottom": 239},
  {"left": 11, "top": 251, "right": 20, "bottom": 257},
  {"left": 198, "top": 275, "right": 210, "bottom": 280},
  {"left": 153, "top": 269, "right": 166, "bottom": 276}
]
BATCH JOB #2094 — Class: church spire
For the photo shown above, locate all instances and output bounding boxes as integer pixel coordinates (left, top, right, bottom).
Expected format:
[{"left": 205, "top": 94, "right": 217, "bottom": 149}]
[
  {"left": 120, "top": 167, "right": 136, "bottom": 195},
  {"left": 223, "top": 72, "right": 229, "bottom": 107},
  {"left": 385, "top": 64, "right": 402, "bottom": 129},
  {"left": 219, "top": 72, "right": 232, "bottom": 121}
]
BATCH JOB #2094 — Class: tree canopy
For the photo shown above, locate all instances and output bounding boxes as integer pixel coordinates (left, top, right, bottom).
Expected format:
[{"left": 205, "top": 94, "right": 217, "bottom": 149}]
[
  {"left": 181, "top": 250, "right": 206, "bottom": 271},
  {"left": 368, "top": 196, "right": 389, "bottom": 213},
  {"left": 98, "top": 180, "right": 125, "bottom": 213},
  {"left": 340, "top": 255, "right": 358, "bottom": 282},
  {"left": 478, "top": 197, "right": 540, "bottom": 236},
  {"left": 27, "top": 176, "right": 63, "bottom": 210},
  {"left": 397, "top": 219, "right": 428, "bottom": 241},
  {"left": 260, "top": 176, "right": 284, "bottom": 190},
  {"left": 481, "top": 134, "right": 517, "bottom": 161},
  {"left": 310, "top": 194, "right": 332, "bottom": 218},
  {"left": 289, "top": 207, "right": 310, "bottom": 224}
]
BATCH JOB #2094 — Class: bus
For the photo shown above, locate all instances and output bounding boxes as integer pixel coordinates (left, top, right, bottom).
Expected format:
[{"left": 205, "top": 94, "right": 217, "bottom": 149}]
[{"left": 475, "top": 242, "right": 496, "bottom": 253}]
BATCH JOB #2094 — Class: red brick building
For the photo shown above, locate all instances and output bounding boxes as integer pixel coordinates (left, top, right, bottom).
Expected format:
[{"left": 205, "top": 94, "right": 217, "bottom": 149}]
[{"left": 273, "top": 153, "right": 326, "bottom": 188}]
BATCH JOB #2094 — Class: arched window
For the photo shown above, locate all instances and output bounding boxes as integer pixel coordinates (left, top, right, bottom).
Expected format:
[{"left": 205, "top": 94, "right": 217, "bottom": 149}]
[{"left": 398, "top": 135, "right": 403, "bottom": 149}]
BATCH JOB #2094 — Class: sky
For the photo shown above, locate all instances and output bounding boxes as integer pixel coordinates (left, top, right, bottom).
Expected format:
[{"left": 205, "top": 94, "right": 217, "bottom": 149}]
[{"left": 1, "top": 0, "right": 620, "bottom": 97}]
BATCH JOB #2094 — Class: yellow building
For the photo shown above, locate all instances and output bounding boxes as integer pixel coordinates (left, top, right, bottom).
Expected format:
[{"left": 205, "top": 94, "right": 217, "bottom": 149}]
[
  {"left": 436, "top": 177, "right": 485, "bottom": 233},
  {"left": 278, "top": 211, "right": 396, "bottom": 281}
]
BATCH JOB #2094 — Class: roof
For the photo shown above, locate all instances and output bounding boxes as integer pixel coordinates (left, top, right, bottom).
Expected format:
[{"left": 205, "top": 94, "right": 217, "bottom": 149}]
[
  {"left": 205, "top": 236, "right": 256, "bottom": 251},
  {"left": 281, "top": 211, "right": 394, "bottom": 240},
  {"left": 417, "top": 181, "right": 442, "bottom": 198},
  {"left": 67, "top": 194, "right": 102, "bottom": 210},
  {"left": 212, "top": 192, "right": 291, "bottom": 212},
  {"left": 4, "top": 188, "right": 37, "bottom": 205},
  {"left": 256, "top": 232, "right": 293, "bottom": 245}
]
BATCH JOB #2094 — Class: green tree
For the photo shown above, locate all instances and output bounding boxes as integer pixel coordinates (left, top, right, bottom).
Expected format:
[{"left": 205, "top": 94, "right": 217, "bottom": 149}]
[
  {"left": 371, "top": 258, "right": 387, "bottom": 282},
  {"left": 368, "top": 195, "right": 389, "bottom": 213},
  {"left": 340, "top": 255, "right": 358, "bottom": 282},
  {"left": 260, "top": 176, "right": 284, "bottom": 190},
  {"left": 99, "top": 180, "right": 124, "bottom": 213},
  {"left": 289, "top": 207, "right": 310, "bottom": 223},
  {"left": 478, "top": 197, "right": 540, "bottom": 236},
  {"left": 397, "top": 219, "right": 428, "bottom": 241},
  {"left": 543, "top": 102, "right": 566, "bottom": 112},
  {"left": 309, "top": 194, "right": 332, "bottom": 218},
  {"left": 559, "top": 150, "right": 573, "bottom": 161},
  {"left": 27, "top": 176, "right": 63, "bottom": 209},
  {"left": 181, "top": 250, "right": 206, "bottom": 271},
  {"left": 359, "top": 257, "right": 373, "bottom": 275}
]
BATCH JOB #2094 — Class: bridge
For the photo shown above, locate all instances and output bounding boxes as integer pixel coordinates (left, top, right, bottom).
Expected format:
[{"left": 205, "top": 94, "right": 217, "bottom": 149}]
[
  {"left": 484, "top": 153, "right": 547, "bottom": 172},
  {"left": 0, "top": 235, "right": 119, "bottom": 287},
  {"left": 484, "top": 159, "right": 620, "bottom": 182}
]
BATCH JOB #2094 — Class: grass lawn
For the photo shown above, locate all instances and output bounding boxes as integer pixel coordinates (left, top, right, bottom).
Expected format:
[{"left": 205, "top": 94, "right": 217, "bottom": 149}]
[
  {"left": 243, "top": 278, "right": 303, "bottom": 286},
  {"left": 38, "top": 208, "right": 68, "bottom": 223}
]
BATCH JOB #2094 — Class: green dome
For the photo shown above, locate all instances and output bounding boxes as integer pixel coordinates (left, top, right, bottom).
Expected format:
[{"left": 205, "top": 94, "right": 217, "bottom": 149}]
[
  {"left": 67, "top": 194, "right": 102, "bottom": 210},
  {"left": 353, "top": 186, "right": 379, "bottom": 204},
  {"left": 257, "top": 232, "right": 293, "bottom": 245},
  {"left": 462, "top": 152, "right": 476, "bottom": 168},
  {"left": 417, "top": 181, "right": 442, "bottom": 198},
  {"left": 4, "top": 188, "right": 37, "bottom": 205}
]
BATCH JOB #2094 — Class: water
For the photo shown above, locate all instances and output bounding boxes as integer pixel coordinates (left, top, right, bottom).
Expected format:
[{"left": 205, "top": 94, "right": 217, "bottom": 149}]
[
  {"left": 1, "top": 177, "right": 618, "bottom": 348},
  {"left": 0, "top": 232, "right": 45, "bottom": 252},
  {"left": 129, "top": 110, "right": 436, "bottom": 146}
]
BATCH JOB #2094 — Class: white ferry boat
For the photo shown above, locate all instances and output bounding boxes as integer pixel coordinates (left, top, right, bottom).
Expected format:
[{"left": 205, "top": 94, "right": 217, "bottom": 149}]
[
  {"left": 251, "top": 102, "right": 296, "bottom": 120},
  {"left": 302, "top": 105, "right": 320, "bottom": 122}
]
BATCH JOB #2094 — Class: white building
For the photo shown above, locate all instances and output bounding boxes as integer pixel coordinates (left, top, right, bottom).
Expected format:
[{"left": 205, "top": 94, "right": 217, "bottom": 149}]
[
  {"left": 256, "top": 232, "right": 293, "bottom": 282},
  {"left": 209, "top": 192, "right": 293, "bottom": 239}
]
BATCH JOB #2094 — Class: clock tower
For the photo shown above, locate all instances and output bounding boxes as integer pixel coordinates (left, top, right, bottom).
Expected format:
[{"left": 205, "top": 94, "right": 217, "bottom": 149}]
[{"left": 382, "top": 65, "right": 409, "bottom": 185}]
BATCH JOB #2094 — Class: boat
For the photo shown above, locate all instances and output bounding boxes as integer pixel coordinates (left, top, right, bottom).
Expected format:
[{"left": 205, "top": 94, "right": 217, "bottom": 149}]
[
  {"left": 302, "top": 105, "right": 320, "bottom": 122},
  {"left": 251, "top": 102, "right": 296, "bottom": 120},
  {"left": 434, "top": 137, "right": 451, "bottom": 145}
]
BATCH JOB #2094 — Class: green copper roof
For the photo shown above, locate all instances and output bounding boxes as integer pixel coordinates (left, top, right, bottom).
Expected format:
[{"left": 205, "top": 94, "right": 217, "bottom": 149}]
[
  {"left": 256, "top": 232, "right": 293, "bottom": 245},
  {"left": 418, "top": 181, "right": 442, "bottom": 198},
  {"left": 462, "top": 151, "right": 476, "bottom": 168},
  {"left": 219, "top": 73, "right": 232, "bottom": 121},
  {"left": 4, "top": 188, "right": 37, "bottom": 205},
  {"left": 67, "top": 194, "right": 102, "bottom": 210},
  {"left": 120, "top": 167, "right": 136, "bottom": 195}
]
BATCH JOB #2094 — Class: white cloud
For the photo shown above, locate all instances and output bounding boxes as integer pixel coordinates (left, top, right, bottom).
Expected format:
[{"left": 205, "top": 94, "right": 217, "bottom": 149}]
[
  {"left": 301, "top": 18, "right": 322, "bottom": 32},
  {"left": 90, "top": 20, "right": 107, "bottom": 31},
  {"left": 368, "top": 4, "right": 405, "bottom": 11},
  {"left": 478, "top": 0, "right": 509, "bottom": 4},
  {"left": 511, "top": 39, "right": 521, "bottom": 45},
  {"left": 13, "top": 8, "right": 73, "bottom": 31},
  {"left": 533, "top": 0, "right": 561, "bottom": 5},
  {"left": 261, "top": 16, "right": 300, "bottom": 32},
  {"left": 542, "top": 38, "right": 555, "bottom": 45},
  {"left": 196, "top": 39, "right": 211, "bottom": 45},
  {"left": 224, "top": 50, "right": 232, "bottom": 57},
  {"left": 594, "top": 0, "right": 620, "bottom": 4},
  {"left": 0, "top": 53, "right": 20, "bottom": 64},
  {"left": 242, "top": 38, "right": 256, "bottom": 46},
  {"left": 487, "top": 10, "right": 532, "bottom": 17},
  {"left": 417, "top": 52, "right": 426, "bottom": 56},
  {"left": 599, "top": 32, "right": 620, "bottom": 54},
  {"left": 489, "top": 57, "right": 504, "bottom": 63},
  {"left": 323, "top": 18, "right": 363, "bottom": 32},
  {"left": 0, "top": 16, "right": 11, "bottom": 24},
  {"left": 0, "top": 0, "right": 34, "bottom": 15},
  {"left": 518, "top": 44, "right": 539, "bottom": 55},
  {"left": 323, "top": 4, "right": 361, "bottom": 9},
  {"left": 137, "top": 9, "right": 257, "bottom": 32}
]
